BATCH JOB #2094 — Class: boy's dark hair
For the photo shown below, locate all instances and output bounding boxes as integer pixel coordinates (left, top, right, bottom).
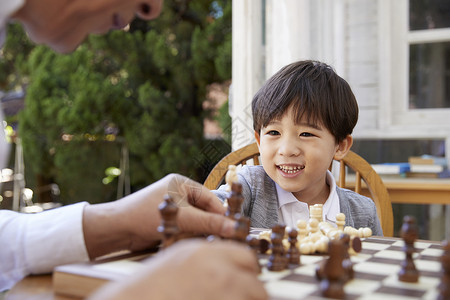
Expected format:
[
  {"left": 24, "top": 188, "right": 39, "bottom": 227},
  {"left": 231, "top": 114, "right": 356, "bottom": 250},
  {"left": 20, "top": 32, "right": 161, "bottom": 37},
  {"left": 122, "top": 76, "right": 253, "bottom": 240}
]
[{"left": 252, "top": 60, "right": 358, "bottom": 143}]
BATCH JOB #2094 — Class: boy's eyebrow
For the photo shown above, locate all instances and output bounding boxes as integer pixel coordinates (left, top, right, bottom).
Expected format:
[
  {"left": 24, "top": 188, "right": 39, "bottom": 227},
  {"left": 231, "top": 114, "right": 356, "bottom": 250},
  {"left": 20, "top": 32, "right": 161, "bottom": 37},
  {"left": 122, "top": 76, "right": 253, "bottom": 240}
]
[
  {"left": 297, "top": 122, "right": 323, "bottom": 131},
  {"left": 264, "top": 120, "right": 323, "bottom": 131}
]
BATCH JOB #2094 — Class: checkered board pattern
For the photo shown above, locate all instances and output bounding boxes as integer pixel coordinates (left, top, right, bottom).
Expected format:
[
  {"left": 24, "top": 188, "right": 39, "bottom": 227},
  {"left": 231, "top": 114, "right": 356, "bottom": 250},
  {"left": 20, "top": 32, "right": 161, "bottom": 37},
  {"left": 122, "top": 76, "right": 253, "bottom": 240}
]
[{"left": 258, "top": 237, "right": 444, "bottom": 300}]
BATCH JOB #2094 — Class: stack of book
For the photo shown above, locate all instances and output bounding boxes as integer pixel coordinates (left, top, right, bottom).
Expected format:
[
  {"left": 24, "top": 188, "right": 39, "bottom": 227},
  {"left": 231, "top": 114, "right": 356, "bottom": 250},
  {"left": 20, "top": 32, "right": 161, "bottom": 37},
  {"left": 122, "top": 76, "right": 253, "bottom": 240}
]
[
  {"left": 406, "top": 155, "right": 449, "bottom": 178},
  {"left": 370, "top": 162, "right": 410, "bottom": 177}
]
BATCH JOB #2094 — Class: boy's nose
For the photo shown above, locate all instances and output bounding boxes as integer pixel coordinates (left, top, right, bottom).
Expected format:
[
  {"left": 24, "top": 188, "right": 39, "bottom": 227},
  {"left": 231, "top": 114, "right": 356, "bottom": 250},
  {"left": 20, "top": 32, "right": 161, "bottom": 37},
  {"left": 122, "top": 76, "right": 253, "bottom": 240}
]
[{"left": 278, "top": 139, "right": 301, "bottom": 157}]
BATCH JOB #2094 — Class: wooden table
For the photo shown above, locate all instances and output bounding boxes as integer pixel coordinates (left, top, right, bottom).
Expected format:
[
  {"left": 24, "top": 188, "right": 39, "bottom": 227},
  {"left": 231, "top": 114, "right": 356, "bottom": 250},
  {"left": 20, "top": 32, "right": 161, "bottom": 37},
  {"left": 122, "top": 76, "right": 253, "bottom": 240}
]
[
  {"left": 347, "top": 176, "right": 450, "bottom": 240},
  {"left": 5, "top": 275, "right": 77, "bottom": 300},
  {"left": 346, "top": 176, "right": 450, "bottom": 205}
]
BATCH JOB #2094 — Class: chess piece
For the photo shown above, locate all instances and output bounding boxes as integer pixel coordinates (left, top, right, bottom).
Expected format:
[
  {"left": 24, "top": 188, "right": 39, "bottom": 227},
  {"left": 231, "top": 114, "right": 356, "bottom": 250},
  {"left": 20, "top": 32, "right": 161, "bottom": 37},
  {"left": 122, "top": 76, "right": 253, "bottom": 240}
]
[
  {"left": 225, "top": 165, "right": 238, "bottom": 191},
  {"left": 246, "top": 235, "right": 262, "bottom": 273},
  {"left": 297, "top": 219, "right": 308, "bottom": 239},
  {"left": 310, "top": 204, "right": 323, "bottom": 223},
  {"left": 336, "top": 213, "right": 345, "bottom": 232},
  {"left": 398, "top": 215, "right": 419, "bottom": 283},
  {"left": 287, "top": 228, "right": 301, "bottom": 265},
  {"left": 362, "top": 227, "right": 372, "bottom": 238},
  {"left": 268, "top": 224, "right": 287, "bottom": 271},
  {"left": 438, "top": 240, "right": 450, "bottom": 300},
  {"left": 316, "top": 239, "right": 347, "bottom": 299},
  {"left": 339, "top": 233, "right": 354, "bottom": 281},
  {"left": 225, "top": 182, "right": 244, "bottom": 220},
  {"left": 308, "top": 218, "right": 319, "bottom": 234},
  {"left": 157, "top": 194, "right": 180, "bottom": 249},
  {"left": 259, "top": 238, "right": 270, "bottom": 254},
  {"left": 233, "top": 215, "right": 250, "bottom": 243},
  {"left": 350, "top": 236, "right": 362, "bottom": 254}
]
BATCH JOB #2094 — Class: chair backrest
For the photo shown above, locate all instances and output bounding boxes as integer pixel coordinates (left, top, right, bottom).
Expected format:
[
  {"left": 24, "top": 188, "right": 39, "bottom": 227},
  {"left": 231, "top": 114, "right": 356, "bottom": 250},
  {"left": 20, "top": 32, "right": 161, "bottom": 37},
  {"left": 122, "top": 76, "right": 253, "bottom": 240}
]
[{"left": 204, "top": 142, "right": 394, "bottom": 237}]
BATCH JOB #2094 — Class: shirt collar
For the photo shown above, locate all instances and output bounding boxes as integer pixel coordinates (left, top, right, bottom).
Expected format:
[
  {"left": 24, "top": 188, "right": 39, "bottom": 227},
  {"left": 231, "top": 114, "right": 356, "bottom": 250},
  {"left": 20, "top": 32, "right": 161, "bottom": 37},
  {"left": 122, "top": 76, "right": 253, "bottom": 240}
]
[{"left": 276, "top": 170, "right": 340, "bottom": 223}]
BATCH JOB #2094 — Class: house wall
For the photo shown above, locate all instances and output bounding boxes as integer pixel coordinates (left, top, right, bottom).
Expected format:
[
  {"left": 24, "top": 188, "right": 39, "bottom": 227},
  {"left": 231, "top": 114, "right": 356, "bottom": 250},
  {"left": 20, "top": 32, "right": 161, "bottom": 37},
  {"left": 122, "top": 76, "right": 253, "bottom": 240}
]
[{"left": 231, "top": 0, "right": 450, "bottom": 162}]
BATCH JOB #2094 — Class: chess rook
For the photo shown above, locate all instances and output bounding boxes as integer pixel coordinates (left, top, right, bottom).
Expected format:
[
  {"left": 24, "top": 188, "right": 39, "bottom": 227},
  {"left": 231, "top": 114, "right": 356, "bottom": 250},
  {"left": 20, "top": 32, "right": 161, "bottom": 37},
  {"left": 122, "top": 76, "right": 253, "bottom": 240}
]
[{"left": 309, "top": 204, "right": 323, "bottom": 223}]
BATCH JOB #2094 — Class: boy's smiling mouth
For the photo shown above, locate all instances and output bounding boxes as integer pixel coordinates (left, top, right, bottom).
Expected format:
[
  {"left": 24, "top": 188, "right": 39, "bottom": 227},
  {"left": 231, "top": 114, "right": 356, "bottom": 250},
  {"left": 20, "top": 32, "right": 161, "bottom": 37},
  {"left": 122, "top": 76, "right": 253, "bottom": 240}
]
[{"left": 277, "top": 164, "right": 305, "bottom": 174}]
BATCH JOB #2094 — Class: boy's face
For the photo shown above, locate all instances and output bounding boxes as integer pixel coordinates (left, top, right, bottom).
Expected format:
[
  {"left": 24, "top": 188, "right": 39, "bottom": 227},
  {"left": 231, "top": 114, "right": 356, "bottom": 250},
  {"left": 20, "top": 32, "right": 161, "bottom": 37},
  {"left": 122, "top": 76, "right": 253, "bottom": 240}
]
[{"left": 255, "top": 106, "right": 351, "bottom": 203}]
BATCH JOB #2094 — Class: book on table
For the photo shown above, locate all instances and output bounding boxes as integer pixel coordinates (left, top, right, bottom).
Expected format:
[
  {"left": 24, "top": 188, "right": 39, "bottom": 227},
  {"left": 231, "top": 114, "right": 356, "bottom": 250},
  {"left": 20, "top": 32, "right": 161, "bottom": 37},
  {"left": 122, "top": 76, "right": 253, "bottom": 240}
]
[
  {"left": 408, "top": 155, "right": 447, "bottom": 175},
  {"left": 370, "top": 162, "right": 410, "bottom": 175},
  {"left": 53, "top": 251, "right": 153, "bottom": 298}
]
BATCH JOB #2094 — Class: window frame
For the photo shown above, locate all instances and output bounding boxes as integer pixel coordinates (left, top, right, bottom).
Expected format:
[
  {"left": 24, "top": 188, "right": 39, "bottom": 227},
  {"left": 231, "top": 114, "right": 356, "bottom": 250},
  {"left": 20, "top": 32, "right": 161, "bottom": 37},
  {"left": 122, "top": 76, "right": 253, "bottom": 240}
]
[{"left": 384, "top": 0, "right": 450, "bottom": 136}]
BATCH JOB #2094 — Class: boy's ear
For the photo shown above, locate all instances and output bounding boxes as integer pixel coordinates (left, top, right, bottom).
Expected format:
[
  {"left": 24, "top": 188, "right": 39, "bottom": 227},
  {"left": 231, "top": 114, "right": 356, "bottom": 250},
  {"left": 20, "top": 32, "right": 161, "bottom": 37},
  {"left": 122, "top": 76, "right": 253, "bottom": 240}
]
[
  {"left": 254, "top": 131, "right": 261, "bottom": 145},
  {"left": 333, "top": 135, "right": 353, "bottom": 160}
]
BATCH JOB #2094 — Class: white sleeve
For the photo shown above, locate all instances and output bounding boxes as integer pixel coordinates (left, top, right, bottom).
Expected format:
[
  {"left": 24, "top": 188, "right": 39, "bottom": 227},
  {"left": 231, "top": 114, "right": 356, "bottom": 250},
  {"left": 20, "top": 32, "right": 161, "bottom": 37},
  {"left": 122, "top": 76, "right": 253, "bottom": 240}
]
[
  {"left": 0, "top": 202, "right": 90, "bottom": 291},
  {"left": 0, "top": 0, "right": 26, "bottom": 47}
]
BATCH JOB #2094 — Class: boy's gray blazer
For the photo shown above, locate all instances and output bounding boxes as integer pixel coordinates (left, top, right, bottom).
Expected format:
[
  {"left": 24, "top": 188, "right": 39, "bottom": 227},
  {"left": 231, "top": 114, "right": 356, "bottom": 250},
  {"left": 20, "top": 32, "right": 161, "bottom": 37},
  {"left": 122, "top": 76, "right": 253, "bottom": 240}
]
[{"left": 212, "top": 165, "right": 383, "bottom": 236}]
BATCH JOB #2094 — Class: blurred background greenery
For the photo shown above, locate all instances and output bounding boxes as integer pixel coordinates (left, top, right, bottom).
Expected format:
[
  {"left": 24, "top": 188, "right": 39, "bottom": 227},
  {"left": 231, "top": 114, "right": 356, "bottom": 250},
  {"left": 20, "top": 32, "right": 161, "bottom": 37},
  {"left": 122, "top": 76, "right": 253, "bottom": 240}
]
[{"left": 0, "top": 0, "right": 232, "bottom": 206}]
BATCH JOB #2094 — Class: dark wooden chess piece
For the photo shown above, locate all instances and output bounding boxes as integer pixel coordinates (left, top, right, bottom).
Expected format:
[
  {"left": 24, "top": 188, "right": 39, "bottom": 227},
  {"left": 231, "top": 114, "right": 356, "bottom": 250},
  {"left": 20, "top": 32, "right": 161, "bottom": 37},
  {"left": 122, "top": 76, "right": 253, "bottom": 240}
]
[
  {"left": 339, "top": 233, "right": 354, "bottom": 282},
  {"left": 287, "top": 228, "right": 301, "bottom": 265},
  {"left": 398, "top": 215, "right": 419, "bottom": 283},
  {"left": 438, "top": 240, "right": 450, "bottom": 300},
  {"left": 157, "top": 194, "right": 180, "bottom": 249},
  {"left": 258, "top": 238, "right": 270, "bottom": 254},
  {"left": 233, "top": 214, "right": 250, "bottom": 243},
  {"left": 268, "top": 224, "right": 287, "bottom": 271},
  {"left": 225, "top": 182, "right": 244, "bottom": 220},
  {"left": 318, "top": 239, "right": 347, "bottom": 299},
  {"left": 246, "top": 235, "right": 262, "bottom": 273},
  {"left": 351, "top": 236, "right": 362, "bottom": 253}
]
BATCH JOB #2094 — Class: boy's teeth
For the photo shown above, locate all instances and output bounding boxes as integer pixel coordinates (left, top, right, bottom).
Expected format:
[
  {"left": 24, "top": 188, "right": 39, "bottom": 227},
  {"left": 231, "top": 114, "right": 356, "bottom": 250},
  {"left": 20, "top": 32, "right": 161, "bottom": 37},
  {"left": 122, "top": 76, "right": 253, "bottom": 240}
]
[{"left": 279, "top": 165, "right": 304, "bottom": 173}]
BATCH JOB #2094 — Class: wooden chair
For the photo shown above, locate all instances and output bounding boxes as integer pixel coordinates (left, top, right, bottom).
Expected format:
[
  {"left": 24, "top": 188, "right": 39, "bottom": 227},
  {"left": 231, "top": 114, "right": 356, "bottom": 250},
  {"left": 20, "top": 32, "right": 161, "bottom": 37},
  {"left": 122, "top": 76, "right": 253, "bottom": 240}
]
[{"left": 204, "top": 142, "right": 394, "bottom": 237}]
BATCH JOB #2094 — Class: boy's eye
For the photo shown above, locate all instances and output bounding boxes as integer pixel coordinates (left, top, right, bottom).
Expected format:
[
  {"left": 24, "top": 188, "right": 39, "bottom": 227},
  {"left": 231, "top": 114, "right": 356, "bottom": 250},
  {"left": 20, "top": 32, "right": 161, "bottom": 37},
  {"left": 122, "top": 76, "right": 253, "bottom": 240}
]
[
  {"left": 267, "top": 130, "right": 280, "bottom": 136},
  {"left": 300, "top": 132, "right": 314, "bottom": 137}
]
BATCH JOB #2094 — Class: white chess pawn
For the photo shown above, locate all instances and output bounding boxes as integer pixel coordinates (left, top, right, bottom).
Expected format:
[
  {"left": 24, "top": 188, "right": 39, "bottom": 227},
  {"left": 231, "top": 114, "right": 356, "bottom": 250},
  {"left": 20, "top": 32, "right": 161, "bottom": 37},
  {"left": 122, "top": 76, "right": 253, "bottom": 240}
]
[
  {"left": 336, "top": 213, "right": 346, "bottom": 231},
  {"left": 296, "top": 219, "right": 308, "bottom": 239},
  {"left": 308, "top": 218, "right": 319, "bottom": 234},
  {"left": 362, "top": 227, "right": 372, "bottom": 238},
  {"left": 344, "top": 226, "right": 359, "bottom": 237},
  {"left": 314, "top": 236, "right": 329, "bottom": 253},
  {"left": 300, "top": 241, "right": 315, "bottom": 254}
]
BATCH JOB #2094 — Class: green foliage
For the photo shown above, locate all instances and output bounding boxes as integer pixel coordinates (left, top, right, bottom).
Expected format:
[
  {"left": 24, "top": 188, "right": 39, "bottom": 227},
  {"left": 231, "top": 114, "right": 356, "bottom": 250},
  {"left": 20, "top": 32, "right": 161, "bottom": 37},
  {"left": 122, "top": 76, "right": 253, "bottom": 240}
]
[
  {"left": 2, "top": 0, "right": 232, "bottom": 205},
  {"left": 216, "top": 100, "right": 232, "bottom": 145},
  {"left": 0, "top": 24, "right": 34, "bottom": 90}
]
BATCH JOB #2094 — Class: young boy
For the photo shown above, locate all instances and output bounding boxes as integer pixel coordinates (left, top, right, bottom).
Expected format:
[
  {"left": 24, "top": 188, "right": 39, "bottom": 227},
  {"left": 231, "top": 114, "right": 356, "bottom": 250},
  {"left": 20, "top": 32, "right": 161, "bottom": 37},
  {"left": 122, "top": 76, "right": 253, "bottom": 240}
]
[{"left": 213, "top": 60, "right": 383, "bottom": 236}]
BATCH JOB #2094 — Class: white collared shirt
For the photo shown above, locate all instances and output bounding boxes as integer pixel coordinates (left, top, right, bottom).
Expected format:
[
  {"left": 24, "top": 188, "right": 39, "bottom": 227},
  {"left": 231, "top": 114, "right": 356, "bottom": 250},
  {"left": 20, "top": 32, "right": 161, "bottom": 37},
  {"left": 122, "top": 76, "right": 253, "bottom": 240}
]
[
  {"left": 0, "top": 202, "right": 90, "bottom": 291},
  {"left": 276, "top": 170, "right": 340, "bottom": 228}
]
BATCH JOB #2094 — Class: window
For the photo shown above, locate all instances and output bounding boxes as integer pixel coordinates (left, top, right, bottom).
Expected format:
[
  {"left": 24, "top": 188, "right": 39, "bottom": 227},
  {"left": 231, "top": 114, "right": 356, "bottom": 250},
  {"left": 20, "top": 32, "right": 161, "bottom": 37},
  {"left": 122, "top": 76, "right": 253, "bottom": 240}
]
[
  {"left": 387, "top": 0, "right": 450, "bottom": 133},
  {"left": 409, "top": 0, "right": 450, "bottom": 110}
]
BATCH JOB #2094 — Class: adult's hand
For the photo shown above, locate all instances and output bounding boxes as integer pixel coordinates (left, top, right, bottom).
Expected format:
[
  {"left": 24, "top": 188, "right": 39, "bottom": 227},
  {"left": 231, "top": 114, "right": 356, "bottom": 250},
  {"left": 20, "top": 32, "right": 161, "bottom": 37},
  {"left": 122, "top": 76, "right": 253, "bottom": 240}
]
[
  {"left": 88, "top": 239, "right": 268, "bottom": 300},
  {"left": 82, "top": 174, "right": 236, "bottom": 259}
]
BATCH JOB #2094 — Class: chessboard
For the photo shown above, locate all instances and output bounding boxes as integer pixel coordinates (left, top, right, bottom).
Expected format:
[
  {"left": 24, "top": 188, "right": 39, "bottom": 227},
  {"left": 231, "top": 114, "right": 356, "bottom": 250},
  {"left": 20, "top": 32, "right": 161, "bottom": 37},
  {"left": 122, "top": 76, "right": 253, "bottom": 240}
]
[
  {"left": 52, "top": 177, "right": 448, "bottom": 300},
  {"left": 257, "top": 235, "right": 444, "bottom": 300},
  {"left": 52, "top": 234, "right": 445, "bottom": 300}
]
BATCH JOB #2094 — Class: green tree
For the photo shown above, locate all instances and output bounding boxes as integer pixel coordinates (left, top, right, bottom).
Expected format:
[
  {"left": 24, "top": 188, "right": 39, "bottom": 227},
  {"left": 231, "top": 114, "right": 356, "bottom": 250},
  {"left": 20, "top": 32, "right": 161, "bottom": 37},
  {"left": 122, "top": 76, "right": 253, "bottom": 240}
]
[{"left": 1, "top": 0, "right": 232, "bottom": 205}]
